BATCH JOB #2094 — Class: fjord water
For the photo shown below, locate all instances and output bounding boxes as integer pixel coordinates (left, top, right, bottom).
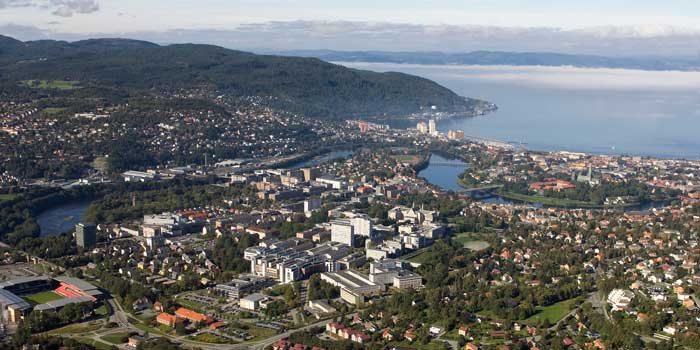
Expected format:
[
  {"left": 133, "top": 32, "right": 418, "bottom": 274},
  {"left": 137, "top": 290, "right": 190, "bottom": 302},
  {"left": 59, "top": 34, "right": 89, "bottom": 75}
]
[{"left": 342, "top": 63, "right": 700, "bottom": 159}]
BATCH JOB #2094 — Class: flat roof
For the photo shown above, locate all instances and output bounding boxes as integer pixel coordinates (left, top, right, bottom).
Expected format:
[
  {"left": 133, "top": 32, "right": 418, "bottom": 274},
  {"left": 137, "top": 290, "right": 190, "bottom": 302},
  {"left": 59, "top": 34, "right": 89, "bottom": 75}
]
[
  {"left": 322, "top": 270, "right": 378, "bottom": 289},
  {"left": 54, "top": 276, "right": 101, "bottom": 295},
  {"left": 0, "top": 275, "right": 52, "bottom": 289},
  {"left": 0, "top": 289, "right": 30, "bottom": 310},
  {"left": 241, "top": 293, "right": 266, "bottom": 302},
  {"left": 33, "top": 296, "right": 93, "bottom": 311}
]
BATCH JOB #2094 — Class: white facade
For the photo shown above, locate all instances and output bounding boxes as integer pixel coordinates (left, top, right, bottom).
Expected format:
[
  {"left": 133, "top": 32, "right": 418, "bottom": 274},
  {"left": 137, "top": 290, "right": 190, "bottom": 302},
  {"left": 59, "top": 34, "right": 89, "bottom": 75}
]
[
  {"left": 428, "top": 119, "right": 437, "bottom": 135},
  {"left": 239, "top": 293, "right": 266, "bottom": 311},
  {"left": 607, "top": 289, "right": 635, "bottom": 311},
  {"left": 331, "top": 220, "right": 355, "bottom": 246},
  {"left": 350, "top": 215, "right": 372, "bottom": 237}
]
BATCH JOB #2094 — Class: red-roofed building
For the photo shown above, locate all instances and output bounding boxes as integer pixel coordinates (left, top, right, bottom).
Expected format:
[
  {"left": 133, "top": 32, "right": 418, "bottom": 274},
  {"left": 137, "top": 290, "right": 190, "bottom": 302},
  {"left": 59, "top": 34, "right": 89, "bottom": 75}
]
[
  {"left": 209, "top": 321, "right": 226, "bottom": 330},
  {"left": 156, "top": 312, "right": 184, "bottom": 327},
  {"left": 175, "top": 307, "right": 211, "bottom": 324}
]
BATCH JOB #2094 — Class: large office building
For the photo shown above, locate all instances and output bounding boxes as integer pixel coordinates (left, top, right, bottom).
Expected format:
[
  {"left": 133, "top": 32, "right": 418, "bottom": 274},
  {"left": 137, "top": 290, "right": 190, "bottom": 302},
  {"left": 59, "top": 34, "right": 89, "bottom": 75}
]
[
  {"left": 214, "top": 274, "right": 275, "bottom": 300},
  {"left": 331, "top": 220, "right": 355, "bottom": 246},
  {"left": 369, "top": 259, "right": 423, "bottom": 290},
  {"left": 428, "top": 119, "right": 437, "bottom": 135},
  {"left": 320, "top": 270, "right": 384, "bottom": 305},
  {"left": 244, "top": 240, "right": 351, "bottom": 283},
  {"left": 330, "top": 214, "right": 373, "bottom": 247},
  {"left": 76, "top": 223, "right": 97, "bottom": 248}
]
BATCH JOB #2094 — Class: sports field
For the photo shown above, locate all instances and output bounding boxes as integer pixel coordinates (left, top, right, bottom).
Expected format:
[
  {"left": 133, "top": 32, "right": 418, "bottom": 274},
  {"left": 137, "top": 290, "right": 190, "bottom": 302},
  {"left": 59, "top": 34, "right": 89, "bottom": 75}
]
[{"left": 23, "top": 291, "right": 64, "bottom": 304}]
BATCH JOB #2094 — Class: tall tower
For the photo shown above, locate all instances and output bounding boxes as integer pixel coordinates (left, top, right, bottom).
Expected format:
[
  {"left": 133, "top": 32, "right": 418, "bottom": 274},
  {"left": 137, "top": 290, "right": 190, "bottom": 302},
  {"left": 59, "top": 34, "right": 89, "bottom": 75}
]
[
  {"left": 76, "top": 223, "right": 97, "bottom": 248},
  {"left": 428, "top": 119, "right": 437, "bottom": 135}
]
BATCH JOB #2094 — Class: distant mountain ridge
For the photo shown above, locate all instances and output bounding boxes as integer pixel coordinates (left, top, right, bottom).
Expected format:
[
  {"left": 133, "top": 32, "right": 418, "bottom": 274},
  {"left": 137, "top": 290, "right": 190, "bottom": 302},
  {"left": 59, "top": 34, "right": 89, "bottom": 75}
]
[
  {"left": 0, "top": 35, "right": 488, "bottom": 118},
  {"left": 276, "top": 49, "right": 700, "bottom": 71}
]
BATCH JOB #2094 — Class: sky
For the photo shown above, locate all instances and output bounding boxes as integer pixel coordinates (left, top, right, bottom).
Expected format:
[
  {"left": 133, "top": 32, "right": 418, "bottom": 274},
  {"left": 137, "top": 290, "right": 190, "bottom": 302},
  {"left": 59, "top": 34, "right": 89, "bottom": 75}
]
[{"left": 2, "top": 0, "right": 700, "bottom": 56}]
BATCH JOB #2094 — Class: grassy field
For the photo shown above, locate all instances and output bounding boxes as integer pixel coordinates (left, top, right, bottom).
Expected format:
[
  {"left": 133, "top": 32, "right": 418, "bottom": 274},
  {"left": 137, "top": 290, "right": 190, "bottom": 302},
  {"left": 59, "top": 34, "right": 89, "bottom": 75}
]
[
  {"left": 497, "top": 191, "right": 601, "bottom": 208},
  {"left": 47, "top": 321, "right": 102, "bottom": 335},
  {"left": 176, "top": 296, "right": 209, "bottom": 312},
  {"left": 189, "top": 333, "right": 236, "bottom": 344},
  {"left": 21, "top": 80, "right": 80, "bottom": 90},
  {"left": 245, "top": 325, "right": 277, "bottom": 341},
  {"left": 100, "top": 332, "right": 128, "bottom": 344},
  {"left": 452, "top": 232, "right": 491, "bottom": 251},
  {"left": 42, "top": 107, "right": 67, "bottom": 115},
  {"left": 76, "top": 337, "right": 114, "bottom": 350},
  {"left": 407, "top": 250, "right": 431, "bottom": 264},
  {"left": 522, "top": 298, "right": 576, "bottom": 325},
  {"left": 23, "top": 291, "right": 63, "bottom": 304},
  {"left": 94, "top": 304, "right": 109, "bottom": 316},
  {"left": 0, "top": 194, "right": 17, "bottom": 202}
]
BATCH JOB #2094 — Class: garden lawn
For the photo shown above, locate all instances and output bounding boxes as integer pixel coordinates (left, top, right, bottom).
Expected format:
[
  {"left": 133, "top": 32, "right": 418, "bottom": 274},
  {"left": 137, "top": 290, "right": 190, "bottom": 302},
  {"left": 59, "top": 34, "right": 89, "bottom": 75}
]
[
  {"left": 21, "top": 80, "right": 80, "bottom": 90},
  {"left": 0, "top": 194, "right": 17, "bottom": 202},
  {"left": 100, "top": 332, "right": 128, "bottom": 344},
  {"left": 522, "top": 298, "right": 576, "bottom": 325}
]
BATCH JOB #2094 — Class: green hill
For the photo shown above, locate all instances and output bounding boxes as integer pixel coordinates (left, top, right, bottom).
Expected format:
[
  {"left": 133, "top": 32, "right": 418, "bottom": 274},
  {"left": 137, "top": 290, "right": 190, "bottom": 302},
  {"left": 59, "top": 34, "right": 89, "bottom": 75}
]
[{"left": 0, "top": 35, "right": 488, "bottom": 118}]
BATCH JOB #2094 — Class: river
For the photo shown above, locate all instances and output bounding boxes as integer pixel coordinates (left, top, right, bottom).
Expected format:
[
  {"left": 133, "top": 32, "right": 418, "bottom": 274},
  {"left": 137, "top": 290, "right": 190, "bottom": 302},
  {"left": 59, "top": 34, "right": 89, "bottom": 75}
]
[
  {"left": 339, "top": 62, "right": 700, "bottom": 159},
  {"left": 417, "top": 153, "right": 469, "bottom": 191},
  {"left": 36, "top": 200, "right": 92, "bottom": 236}
]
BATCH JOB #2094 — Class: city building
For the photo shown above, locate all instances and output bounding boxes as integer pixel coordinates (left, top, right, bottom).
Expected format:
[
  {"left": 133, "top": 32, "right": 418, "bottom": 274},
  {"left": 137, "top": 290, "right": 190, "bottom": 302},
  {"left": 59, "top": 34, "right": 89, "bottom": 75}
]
[
  {"left": 156, "top": 312, "right": 184, "bottom": 327},
  {"left": 416, "top": 122, "right": 428, "bottom": 134},
  {"left": 369, "top": 259, "right": 423, "bottom": 290},
  {"left": 214, "top": 274, "right": 275, "bottom": 300},
  {"left": 447, "top": 130, "right": 464, "bottom": 140},
  {"left": 76, "top": 223, "right": 97, "bottom": 248},
  {"left": 244, "top": 241, "right": 350, "bottom": 283},
  {"left": 175, "top": 307, "right": 211, "bottom": 324},
  {"left": 320, "top": 270, "right": 383, "bottom": 304},
  {"left": 304, "top": 198, "right": 322, "bottom": 214},
  {"left": 331, "top": 219, "right": 355, "bottom": 246},
  {"left": 607, "top": 289, "right": 635, "bottom": 311},
  {"left": 239, "top": 292, "right": 267, "bottom": 311},
  {"left": 428, "top": 119, "right": 437, "bottom": 135}
]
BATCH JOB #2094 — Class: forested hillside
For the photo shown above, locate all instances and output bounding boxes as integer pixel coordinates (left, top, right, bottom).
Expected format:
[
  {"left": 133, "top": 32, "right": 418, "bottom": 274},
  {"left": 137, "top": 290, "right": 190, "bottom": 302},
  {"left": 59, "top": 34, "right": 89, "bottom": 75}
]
[{"left": 0, "top": 35, "right": 485, "bottom": 118}]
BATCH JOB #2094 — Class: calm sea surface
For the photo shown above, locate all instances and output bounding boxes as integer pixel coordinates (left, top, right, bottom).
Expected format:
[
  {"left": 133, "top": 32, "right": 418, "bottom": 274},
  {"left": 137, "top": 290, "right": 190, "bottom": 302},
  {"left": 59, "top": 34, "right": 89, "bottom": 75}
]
[{"left": 340, "top": 63, "right": 700, "bottom": 159}]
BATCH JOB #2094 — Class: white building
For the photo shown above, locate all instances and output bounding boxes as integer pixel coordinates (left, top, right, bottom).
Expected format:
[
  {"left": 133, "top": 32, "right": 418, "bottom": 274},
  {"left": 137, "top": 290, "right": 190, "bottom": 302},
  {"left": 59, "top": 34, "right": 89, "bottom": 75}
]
[
  {"left": 350, "top": 215, "right": 372, "bottom": 237},
  {"left": 428, "top": 119, "right": 437, "bottom": 135},
  {"left": 321, "top": 270, "right": 383, "bottom": 304},
  {"left": 239, "top": 293, "right": 266, "bottom": 311},
  {"left": 331, "top": 220, "right": 355, "bottom": 247},
  {"left": 607, "top": 289, "right": 635, "bottom": 311},
  {"left": 316, "top": 176, "right": 345, "bottom": 189},
  {"left": 369, "top": 259, "right": 423, "bottom": 290}
]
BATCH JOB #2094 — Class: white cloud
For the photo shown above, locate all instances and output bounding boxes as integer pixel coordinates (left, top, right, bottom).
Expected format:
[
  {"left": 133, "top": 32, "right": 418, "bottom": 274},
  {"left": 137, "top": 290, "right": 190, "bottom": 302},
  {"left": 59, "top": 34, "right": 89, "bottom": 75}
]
[
  {"left": 0, "top": 0, "right": 99, "bottom": 16},
  {"left": 4, "top": 20, "right": 700, "bottom": 57},
  {"left": 344, "top": 62, "right": 700, "bottom": 91}
]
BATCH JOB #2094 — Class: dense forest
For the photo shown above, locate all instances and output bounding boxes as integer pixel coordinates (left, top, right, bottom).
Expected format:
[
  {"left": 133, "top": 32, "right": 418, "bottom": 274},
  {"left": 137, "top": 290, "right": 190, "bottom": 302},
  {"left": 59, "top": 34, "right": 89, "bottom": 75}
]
[{"left": 0, "top": 35, "right": 486, "bottom": 118}]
